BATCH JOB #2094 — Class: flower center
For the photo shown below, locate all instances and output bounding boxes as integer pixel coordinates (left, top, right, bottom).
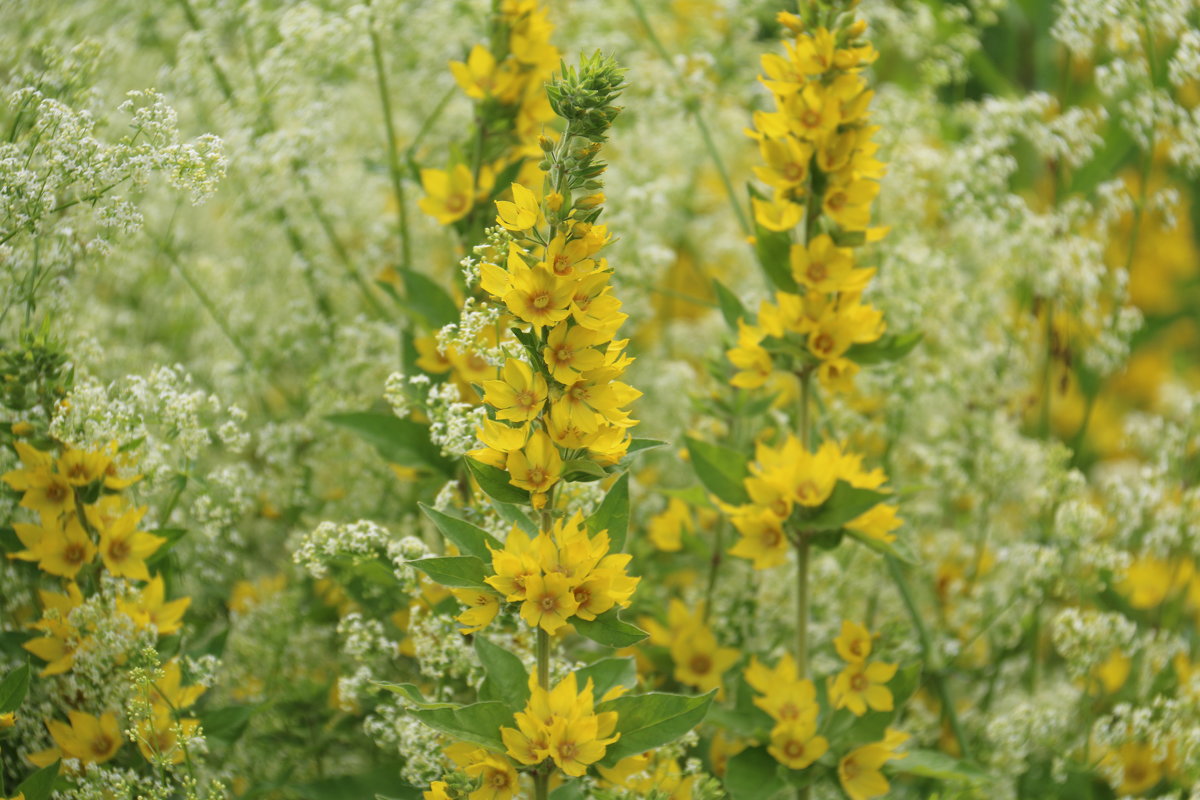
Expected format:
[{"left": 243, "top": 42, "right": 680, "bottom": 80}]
[
  {"left": 445, "top": 194, "right": 467, "bottom": 214},
  {"left": 539, "top": 594, "right": 557, "bottom": 612},
  {"left": 801, "top": 109, "right": 821, "bottom": 128},
  {"left": 46, "top": 483, "right": 68, "bottom": 502},
  {"left": 532, "top": 292, "right": 551, "bottom": 310},
  {"left": 784, "top": 739, "right": 806, "bottom": 759},
  {"left": 689, "top": 654, "right": 713, "bottom": 675},
  {"left": 64, "top": 542, "right": 87, "bottom": 565},
  {"left": 850, "top": 672, "right": 868, "bottom": 692},
  {"left": 557, "top": 741, "right": 577, "bottom": 760},
  {"left": 827, "top": 191, "right": 846, "bottom": 210},
  {"left": 812, "top": 333, "right": 834, "bottom": 355},
  {"left": 806, "top": 262, "right": 827, "bottom": 282},
  {"left": 92, "top": 734, "right": 113, "bottom": 756},
  {"left": 515, "top": 389, "right": 537, "bottom": 410},
  {"left": 108, "top": 537, "right": 132, "bottom": 561}
]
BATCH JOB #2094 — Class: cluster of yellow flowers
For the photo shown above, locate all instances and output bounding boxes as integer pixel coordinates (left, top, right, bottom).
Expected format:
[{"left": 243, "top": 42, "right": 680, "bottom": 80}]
[
  {"left": 1, "top": 438, "right": 201, "bottom": 771},
  {"left": 724, "top": 435, "right": 900, "bottom": 570},
  {"left": 469, "top": 177, "right": 639, "bottom": 506},
  {"left": 745, "top": 652, "right": 827, "bottom": 770},
  {"left": 501, "top": 673, "right": 620, "bottom": 778},
  {"left": 829, "top": 620, "right": 897, "bottom": 716},
  {"left": 730, "top": 12, "right": 889, "bottom": 394},
  {"left": 419, "top": 1, "right": 559, "bottom": 226},
  {"left": 641, "top": 599, "right": 739, "bottom": 696},
  {"left": 472, "top": 512, "right": 638, "bottom": 635},
  {"left": 3, "top": 443, "right": 189, "bottom": 674}
]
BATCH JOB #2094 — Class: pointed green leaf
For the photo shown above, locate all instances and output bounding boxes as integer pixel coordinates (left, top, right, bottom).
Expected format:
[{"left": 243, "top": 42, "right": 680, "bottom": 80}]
[
  {"left": 573, "top": 657, "right": 637, "bottom": 700},
  {"left": 411, "top": 701, "right": 513, "bottom": 752},
  {"left": 713, "top": 278, "right": 750, "bottom": 330},
  {"left": 0, "top": 663, "right": 30, "bottom": 713},
  {"left": 400, "top": 269, "right": 460, "bottom": 329},
  {"left": 572, "top": 608, "right": 647, "bottom": 648},
  {"left": 327, "top": 412, "right": 453, "bottom": 475},
  {"left": 724, "top": 746, "right": 787, "bottom": 800},
  {"left": 561, "top": 458, "right": 607, "bottom": 483},
  {"left": 16, "top": 760, "right": 59, "bottom": 800},
  {"left": 475, "top": 638, "right": 530, "bottom": 711},
  {"left": 464, "top": 458, "right": 531, "bottom": 504},
  {"left": 685, "top": 437, "right": 750, "bottom": 505},
  {"left": 800, "top": 482, "right": 887, "bottom": 531},
  {"left": 408, "top": 556, "right": 489, "bottom": 590},
  {"left": 597, "top": 690, "right": 715, "bottom": 765},
  {"left": 846, "top": 527, "right": 917, "bottom": 565},
  {"left": 420, "top": 504, "right": 501, "bottom": 562},
  {"left": 626, "top": 438, "right": 669, "bottom": 457},
  {"left": 889, "top": 750, "right": 989, "bottom": 785},
  {"left": 586, "top": 473, "right": 629, "bottom": 550},
  {"left": 845, "top": 332, "right": 922, "bottom": 365},
  {"left": 373, "top": 682, "right": 457, "bottom": 710},
  {"left": 493, "top": 500, "right": 538, "bottom": 536}
]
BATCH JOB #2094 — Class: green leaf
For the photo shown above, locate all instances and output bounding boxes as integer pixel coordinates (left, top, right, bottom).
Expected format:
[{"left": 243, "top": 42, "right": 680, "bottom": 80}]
[
  {"left": 800, "top": 482, "right": 887, "bottom": 531},
  {"left": 685, "top": 437, "right": 750, "bottom": 506},
  {"left": 400, "top": 269, "right": 459, "bottom": 329},
  {"left": 747, "top": 184, "right": 798, "bottom": 293},
  {"left": 573, "top": 657, "right": 637, "bottom": 700},
  {"left": 411, "top": 701, "right": 513, "bottom": 752},
  {"left": 327, "top": 412, "right": 453, "bottom": 475},
  {"left": 464, "top": 458, "right": 530, "bottom": 504},
  {"left": 845, "top": 332, "right": 922, "bottom": 365},
  {"left": 475, "top": 637, "right": 530, "bottom": 711},
  {"left": 407, "top": 556, "right": 490, "bottom": 590},
  {"left": 586, "top": 472, "right": 629, "bottom": 550},
  {"left": 713, "top": 278, "right": 749, "bottom": 330},
  {"left": 419, "top": 504, "right": 501, "bottom": 562},
  {"left": 146, "top": 528, "right": 188, "bottom": 566},
  {"left": 0, "top": 663, "right": 30, "bottom": 713},
  {"left": 201, "top": 705, "right": 256, "bottom": 743},
  {"left": 845, "top": 527, "right": 917, "bottom": 565},
  {"left": 294, "top": 767, "right": 422, "bottom": 800},
  {"left": 597, "top": 690, "right": 715, "bottom": 765},
  {"left": 889, "top": 750, "right": 990, "bottom": 785},
  {"left": 724, "top": 746, "right": 787, "bottom": 800},
  {"left": 547, "top": 783, "right": 586, "bottom": 800},
  {"left": 492, "top": 501, "right": 538, "bottom": 536},
  {"left": 626, "top": 438, "right": 669, "bottom": 457},
  {"left": 16, "top": 760, "right": 59, "bottom": 800},
  {"left": 373, "top": 682, "right": 457, "bottom": 710},
  {"left": 572, "top": 608, "right": 648, "bottom": 648},
  {"left": 561, "top": 458, "right": 607, "bottom": 483}
]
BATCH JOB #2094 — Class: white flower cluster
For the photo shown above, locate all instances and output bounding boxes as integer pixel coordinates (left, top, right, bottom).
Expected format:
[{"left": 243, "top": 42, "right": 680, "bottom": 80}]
[
  {"left": 1051, "top": 607, "right": 1137, "bottom": 680},
  {"left": 292, "top": 518, "right": 414, "bottom": 583}
]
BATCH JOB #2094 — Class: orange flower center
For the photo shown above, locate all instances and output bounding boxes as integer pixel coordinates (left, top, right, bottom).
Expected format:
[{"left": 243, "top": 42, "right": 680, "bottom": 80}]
[
  {"left": 108, "top": 537, "right": 131, "bottom": 562},
  {"left": 806, "top": 262, "right": 827, "bottom": 282},
  {"left": 850, "top": 672, "right": 868, "bottom": 692},
  {"left": 64, "top": 542, "right": 87, "bottom": 565},
  {"left": 689, "top": 654, "right": 713, "bottom": 675},
  {"left": 783, "top": 739, "right": 807, "bottom": 759},
  {"left": 445, "top": 194, "right": 467, "bottom": 214}
]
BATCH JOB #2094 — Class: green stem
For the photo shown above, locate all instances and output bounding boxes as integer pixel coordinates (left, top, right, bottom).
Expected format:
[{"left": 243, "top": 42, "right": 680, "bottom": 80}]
[
  {"left": 703, "top": 518, "right": 726, "bottom": 623},
  {"left": 365, "top": 3, "right": 412, "bottom": 267},
  {"left": 534, "top": 626, "right": 550, "bottom": 800},
  {"left": 885, "top": 556, "right": 971, "bottom": 759},
  {"left": 627, "top": 0, "right": 751, "bottom": 236}
]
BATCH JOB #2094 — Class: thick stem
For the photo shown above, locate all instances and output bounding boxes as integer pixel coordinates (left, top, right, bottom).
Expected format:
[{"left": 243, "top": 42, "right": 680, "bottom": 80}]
[
  {"left": 534, "top": 626, "right": 551, "bottom": 800},
  {"left": 365, "top": 3, "right": 411, "bottom": 267},
  {"left": 795, "top": 536, "right": 810, "bottom": 679}
]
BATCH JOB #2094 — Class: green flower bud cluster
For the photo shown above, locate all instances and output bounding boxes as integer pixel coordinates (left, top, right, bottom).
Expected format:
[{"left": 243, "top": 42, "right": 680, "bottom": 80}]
[{"left": 546, "top": 51, "right": 626, "bottom": 143}]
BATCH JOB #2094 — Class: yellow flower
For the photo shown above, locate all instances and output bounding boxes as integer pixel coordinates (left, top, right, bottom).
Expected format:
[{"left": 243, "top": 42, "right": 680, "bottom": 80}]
[
  {"left": 24, "top": 584, "right": 85, "bottom": 676},
  {"left": 752, "top": 195, "right": 804, "bottom": 232},
  {"left": 423, "top": 782, "right": 452, "bottom": 800},
  {"left": 542, "top": 233, "right": 597, "bottom": 279},
  {"left": 648, "top": 498, "right": 691, "bottom": 552},
  {"left": 1102, "top": 740, "right": 1163, "bottom": 796},
  {"left": 830, "top": 660, "right": 898, "bottom": 716},
  {"left": 547, "top": 714, "right": 612, "bottom": 777},
  {"left": 670, "top": 626, "right": 740, "bottom": 696},
  {"left": 29, "top": 710, "right": 123, "bottom": 767},
  {"left": 834, "top": 620, "right": 873, "bottom": 663},
  {"left": 118, "top": 575, "right": 191, "bottom": 635},
  {"left": 768, "top": 718, "right": 828, "bottom": 770},
  {"left": 728, "top": 508, "right": 789, "bottom": 569},
  {"left": 783, "top": 82, "right": 840, "bottom": 142},
  {"left": 501, "top": 254, "right": 574, "bottom": 330},
  {"left": 483, "top": 359, "right": 548, "bottom": 422},
  {"left": 501, "top": 674, "right": 618, "bottom": 776},
  {"left": 134, "top": 707, "right": 200, "bottom": 765},
  {"left": 822, "top": 177, "right": 880, "bottom": 231},
  {"left": 152, "top": 660, "right": 206, "bottom": 710},
  {"left": 844, "top": 504, "right": 901, "bottom": 543},
  {"left": 91, "top": 504, "right": 165, "bottom": 582},
  {"left": 506, "top": 430, "right": 563, "bottom": 503},
  {"left": 817, "top": 357, "right": 859, "bottom": 392},
  {"left": 496, "top": 182, "right": 540, "bottom": 231},
  {"left": 450, "top": 44, "right": 519, "bottom": 102},
  {"left": 57, "top": 448, "right": 110, "bottom": 486},
  {"left": 790, "top": 234, "right": 874, "bottom": 293},
  {"left": 11, "top": 515, "right": 95, "bottom": 578},
  {"left": 485, "top": 528, "right": 541, "bottom": 601},
  {"left": 753, "top": 135, "right": 813, "bottom": 190},
  {"left": 519, "top": 572, "right": 579, "bottom": 633},
  {"left": 458, "top": 748, "right": 520, "bottom": 800},
  {"left": 418, "top": 164, "right": 476, "bottom": 225},
  {"left": 727, "top": 320, "right": 774, "bottom": 390},
  {"left": 838, "top": 729, "right": 909, "bottom": 800},
  {"left": 1118, "top": 555, "right": 1173, "bottom": 609},
  {"left": 452, "top": 587, "right": 500, "bottom": 635},
  {"left": 543, "top": 322, "right": 606, "bottom": 384},
  {"left": 0, "top": 712, "right": 15, "bottom": 728}
]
